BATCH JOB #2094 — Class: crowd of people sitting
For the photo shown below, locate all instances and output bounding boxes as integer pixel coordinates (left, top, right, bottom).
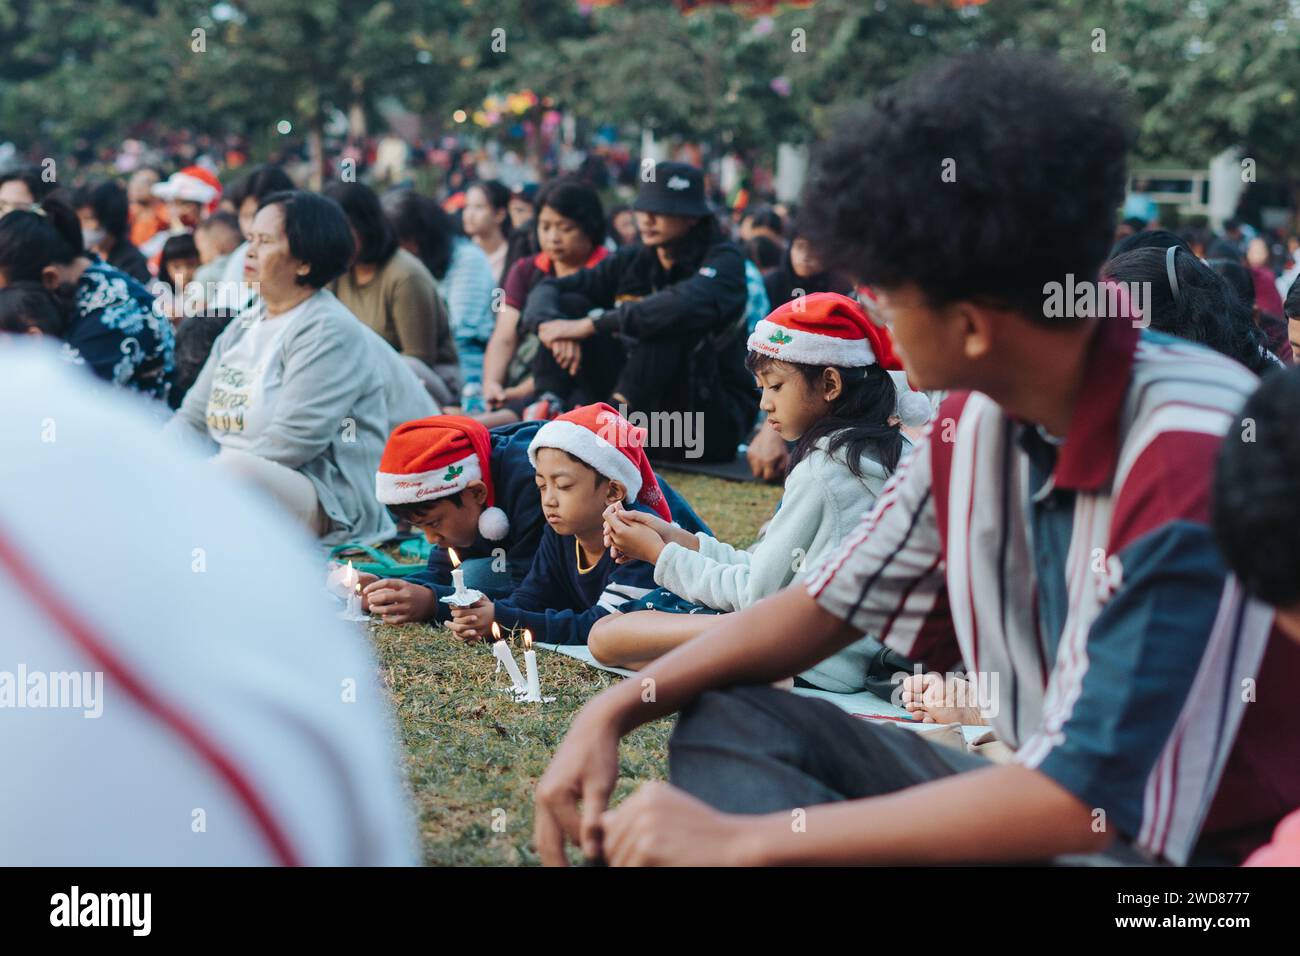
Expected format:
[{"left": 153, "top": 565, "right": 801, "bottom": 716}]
[{"left": 2, "top": 48, "right": 1299, "bottom": 867}]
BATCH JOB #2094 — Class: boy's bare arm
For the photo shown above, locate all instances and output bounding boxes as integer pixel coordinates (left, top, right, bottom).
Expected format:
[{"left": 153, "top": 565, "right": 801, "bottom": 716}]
[
  {"left": 599, "top": 763, "right": 1109, "bottom": 866},
  {"left": 736, "top": 765, "right": 1109, "bottom": 866}
]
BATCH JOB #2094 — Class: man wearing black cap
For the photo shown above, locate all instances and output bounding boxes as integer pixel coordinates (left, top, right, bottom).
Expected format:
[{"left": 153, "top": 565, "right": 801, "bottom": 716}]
[{"left": 520, "top": 161, "right": 757, "bottom": 462}]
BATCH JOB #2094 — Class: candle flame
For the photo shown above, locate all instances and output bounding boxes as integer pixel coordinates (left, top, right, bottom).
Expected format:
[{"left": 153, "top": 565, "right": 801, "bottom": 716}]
[
  {"left": 523, "top": 629, "right": 533, "bottom": 649},
  {"left": 447, "top": 547, "right": 461, "bottom": 569},
  {"left": 491, "top": 621, "right": 501, "bottom": 640}
]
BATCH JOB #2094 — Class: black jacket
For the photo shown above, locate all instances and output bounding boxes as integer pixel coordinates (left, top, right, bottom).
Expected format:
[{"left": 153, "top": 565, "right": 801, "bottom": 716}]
[{"left": 521, "top": 240, "right": 749, "bottom": 342}]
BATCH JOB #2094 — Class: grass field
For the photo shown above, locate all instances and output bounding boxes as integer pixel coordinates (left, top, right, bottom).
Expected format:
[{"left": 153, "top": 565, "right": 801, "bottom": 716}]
[{"left": 368, "top": 469, "right": 783, "bottom": 866}]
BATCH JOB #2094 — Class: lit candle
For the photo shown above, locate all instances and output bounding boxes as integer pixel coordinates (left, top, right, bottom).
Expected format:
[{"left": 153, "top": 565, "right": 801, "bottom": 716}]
[
  {"left": 523, "top": 629, "right": 541, "bottom": 703},
  {"left": 440, "top": 547, "right": 484, "bottom": 613},
  {"left": 338, "top": 560, "right": 367, "bottom": 622},
  {"left": 491, "top": 622, "right": 527, "bottom": 694},
  {"left": 448, "top": 548, "right": 468, "bottom": 600}
]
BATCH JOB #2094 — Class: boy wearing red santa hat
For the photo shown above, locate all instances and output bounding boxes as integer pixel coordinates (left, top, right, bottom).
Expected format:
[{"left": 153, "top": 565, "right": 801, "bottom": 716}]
[
  {"left": 365, "top": 418, "right": 547, "bottom": 624},
  {"left": 448, "top": 403, "right": 709, "bottom": 647}
]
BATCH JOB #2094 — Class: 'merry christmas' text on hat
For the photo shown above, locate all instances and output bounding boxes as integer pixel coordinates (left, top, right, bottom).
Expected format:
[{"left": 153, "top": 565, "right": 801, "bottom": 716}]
[
  {"left": 748, "top": 291, "right": 933, "bottom": 427},
  {"left": 375, "top": 416, "right": 510, "bottom": 540},
  {"left": 527, "top": 403, "right": 672, "bottom": 522},
  {"left": 632, "top": 161, "right": 710, "bottom": 219}
]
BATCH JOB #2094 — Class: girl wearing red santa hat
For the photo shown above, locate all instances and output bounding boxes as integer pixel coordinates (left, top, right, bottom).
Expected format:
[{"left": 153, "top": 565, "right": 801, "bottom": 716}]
[
  {"left": 592, "top": 292, "right": 920, "bottom": 695},
  {"left": 447, "top": 403, "right": 710, "bottom": 648}
]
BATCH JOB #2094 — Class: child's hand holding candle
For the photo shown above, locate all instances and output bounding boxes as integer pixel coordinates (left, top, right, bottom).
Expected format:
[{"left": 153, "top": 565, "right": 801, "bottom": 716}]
[{"left": 449, "top": 598, "right": 495, "bottom": 643}]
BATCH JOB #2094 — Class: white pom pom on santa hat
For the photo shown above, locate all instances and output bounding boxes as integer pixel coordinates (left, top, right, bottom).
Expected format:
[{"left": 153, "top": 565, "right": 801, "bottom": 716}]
[
  {"left": 477, "top": 505, "right": 510, "bottom": 541},
  {"left": 894, "top": 378, "right": 935, "bottom": 428}
]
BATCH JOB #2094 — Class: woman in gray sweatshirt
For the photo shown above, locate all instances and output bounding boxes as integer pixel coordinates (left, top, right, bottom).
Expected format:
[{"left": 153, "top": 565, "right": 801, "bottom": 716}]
[{"left": 165, "top": 190, "right": 435, "bottom": 545}]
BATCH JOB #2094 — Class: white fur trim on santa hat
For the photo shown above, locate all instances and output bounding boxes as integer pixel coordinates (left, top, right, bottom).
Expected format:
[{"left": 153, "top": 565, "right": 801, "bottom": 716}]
[
  {"left": 748, "top": 319, "right": 875, "bottom": 367},
  {"left": 477, "top": 506, "right": 509, "bottom": 540},
  {"left": 375, "top": 452, "right": 482, "bottom": 505},
  {"left": 152, "top": 172, "right": 219, "bottom": 206},
  {"left": 528, "top": 419, "right": 642, "bottom": 500}
]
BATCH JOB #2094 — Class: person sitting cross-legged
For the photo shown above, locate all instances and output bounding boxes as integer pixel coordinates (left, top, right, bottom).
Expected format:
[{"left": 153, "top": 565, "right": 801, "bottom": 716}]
[{"left": 532, "top": 52, "right": 1300, "bottom": 867}]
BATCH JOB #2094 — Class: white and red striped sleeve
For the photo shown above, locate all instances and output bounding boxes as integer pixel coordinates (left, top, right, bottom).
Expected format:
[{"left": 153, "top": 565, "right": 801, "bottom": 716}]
[{"left": 805, "top": 431, "right": 961, "bottom": 672}]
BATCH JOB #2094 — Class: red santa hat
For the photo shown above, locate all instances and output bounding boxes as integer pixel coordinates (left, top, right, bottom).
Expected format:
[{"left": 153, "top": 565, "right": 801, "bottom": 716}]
[
  {"left": 374, "top": 416, "right": 510, "bottom": 540},
  {"left": 748, "top": 292, "right": 889, "bottom": 368},
  {"left": 527, "top": 403, "right": 672, "bottom": 522},
  {"left": 748, "top": 292, "right": 933, "bottom": 428},
  {"left": 152, "top": 165, "right": 223, "bottom": 214}
]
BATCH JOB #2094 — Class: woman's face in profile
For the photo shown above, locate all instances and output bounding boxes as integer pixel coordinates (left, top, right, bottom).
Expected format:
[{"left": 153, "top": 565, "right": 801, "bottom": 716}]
[{"left": 243, "top": 203, "right": 303, "bottom": 296}]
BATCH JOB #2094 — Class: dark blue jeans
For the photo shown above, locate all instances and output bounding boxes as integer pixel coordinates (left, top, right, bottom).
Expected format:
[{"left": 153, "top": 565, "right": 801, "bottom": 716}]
[{"left": 667, "top": 685, "right": 1155, "bottom": 865}]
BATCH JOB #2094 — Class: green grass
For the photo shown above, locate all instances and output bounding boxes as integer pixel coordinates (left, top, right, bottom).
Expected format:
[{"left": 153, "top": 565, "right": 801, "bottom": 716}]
[{"left": 369, "top": 469, "right": 783, "bottom": 866}]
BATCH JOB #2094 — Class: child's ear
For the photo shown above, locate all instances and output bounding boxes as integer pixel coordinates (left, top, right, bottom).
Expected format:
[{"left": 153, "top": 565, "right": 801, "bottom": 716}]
[
  {"left": 605, "top": 479, "right": 627, "bottom": 506},
  {"left": 822, "top": 367, "right": 844, "bottom": 403},
  {"left": 465, "top": 479, "right": 489, "bottom": 509}
]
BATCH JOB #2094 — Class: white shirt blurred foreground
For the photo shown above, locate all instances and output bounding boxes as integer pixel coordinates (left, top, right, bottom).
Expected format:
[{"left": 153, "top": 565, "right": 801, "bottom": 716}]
[{"left": 0, "top": 342, "right": 417, "bottom": 865}]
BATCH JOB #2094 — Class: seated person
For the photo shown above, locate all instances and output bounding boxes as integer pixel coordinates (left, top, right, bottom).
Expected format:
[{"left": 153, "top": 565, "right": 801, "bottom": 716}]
[
  {"left": 1212, "top": 366, "right": 1300, "bottom": 866},
  {"left": 521, "top": 162, "right": 757, "bottom": 462},
  {"left": 482, "top": 178, "right": 610, "bottom": 419},
  {"left": 532, "top": 53, "right": 1300, "bottom": 868},
  {"left": 165, "top": 190, "right": 435, "bottom": 544},
  {"left": 590, "top": 293, "right": 910, "bottom": 694},
  {"left": 447, "top": 404, "right": 708, "bottom": 647},
  {"left": 363, "top": 416, "right": 547, "bottom": 624},
  {"left": 0, "top": 198, "right": 174, "bottom": 401}
]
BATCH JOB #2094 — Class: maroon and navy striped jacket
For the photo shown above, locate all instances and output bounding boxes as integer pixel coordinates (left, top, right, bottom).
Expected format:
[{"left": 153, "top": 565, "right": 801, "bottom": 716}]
[{"left": 808, "top": 315, "right": 1300, "bottom": 864}]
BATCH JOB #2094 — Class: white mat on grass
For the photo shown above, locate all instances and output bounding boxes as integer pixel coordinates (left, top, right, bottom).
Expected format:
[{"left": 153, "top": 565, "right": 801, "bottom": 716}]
[{"left": 537, "top": 642, "right": 986, "bottom": 742}]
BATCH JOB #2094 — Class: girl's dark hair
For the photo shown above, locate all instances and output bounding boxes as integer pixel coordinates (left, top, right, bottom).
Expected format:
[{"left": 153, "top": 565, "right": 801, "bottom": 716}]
[
  {"left": 159, "top": 233, "right": 199, "bottom": 281},
  {"left": 1103, "top": 247, "right": 1272, "bottom": 375},
  {"left": 743, "top": 352, "right": 903, "bottom": 478},
  {"left": 382, "top": 188, "right": 457, "bottom": 279},
  {"left": 257, "top": 190, "right": 356, "bottom": 288},
  {"left": 536, "top": 177, "right": 605, "bottom": 247},
  {"left": 0, "top": 203, "right": 80, "bottom": 281},
  {"left": 322, "top": 181, "right": 398, "bottom": 266},
  {"left": 0, "top": 280, "right": 65, "bottom": 336}
]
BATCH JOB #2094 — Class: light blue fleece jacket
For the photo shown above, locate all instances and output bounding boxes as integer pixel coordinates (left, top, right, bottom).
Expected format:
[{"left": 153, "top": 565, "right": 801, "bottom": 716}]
[{"left": 654, "top": 436, "right": 904, "bottom": 692}]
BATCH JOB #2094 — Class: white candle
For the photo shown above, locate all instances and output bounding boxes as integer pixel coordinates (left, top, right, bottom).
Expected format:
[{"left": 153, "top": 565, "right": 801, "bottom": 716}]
[
  {"left": 491, "top": 623, "right": 527, "bottom": 693},
  {"left": 523, "top": 630, "right": 541, "bottom": 703},
  {"left": 448, "top": 548, "right": 468, "bottom": 600},
  {"left": 337, "top": 560, "right": 367, "bottom": 621}
]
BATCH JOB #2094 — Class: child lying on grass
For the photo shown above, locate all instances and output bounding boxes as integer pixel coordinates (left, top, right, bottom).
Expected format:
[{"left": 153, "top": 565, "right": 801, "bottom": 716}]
[
  {"left": 361, "top": 417, "right": 546, "bottom": 624},
  {"left": 589, "top": 293, "right": 925, "bottom": 694},
  {"left": 448, "top": 403, "right": 708, "bottom": 646}
]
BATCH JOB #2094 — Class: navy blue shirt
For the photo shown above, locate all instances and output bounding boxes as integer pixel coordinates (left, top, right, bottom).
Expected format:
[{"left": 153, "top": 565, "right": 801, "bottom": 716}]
[{"left": 494, "top": 477, "right": 710, "bottom": 646}]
